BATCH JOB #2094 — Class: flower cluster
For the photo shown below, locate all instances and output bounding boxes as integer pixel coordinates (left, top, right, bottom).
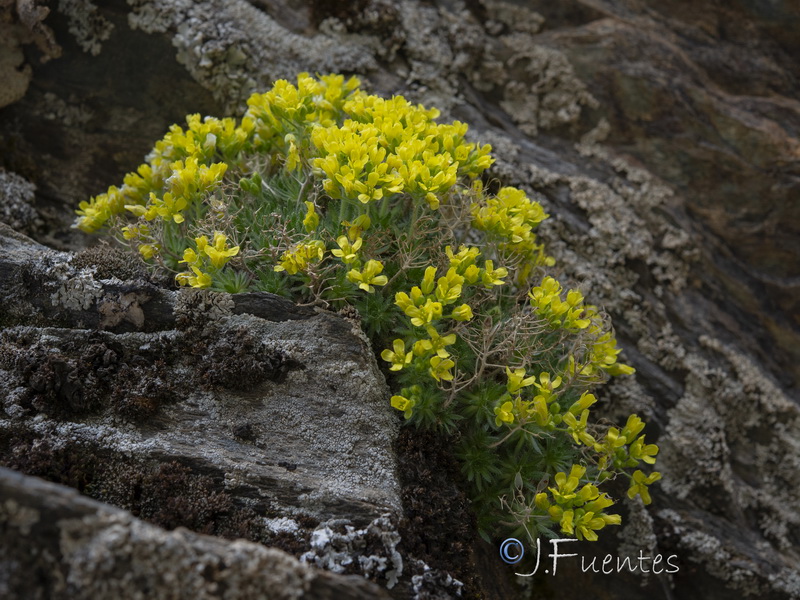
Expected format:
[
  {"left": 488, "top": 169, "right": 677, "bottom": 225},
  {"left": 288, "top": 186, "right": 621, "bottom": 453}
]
[
  {"left": 175, "top": 232, "right": 240, "bottom": 288},
  {"left": 273, "top": 240, "right": 325, "bottom": 276},
  {"left": 492, "top": 368, "right": 568, "bottom": 429},
  {"left": 75, "top": 72, "right": 659, "bottom": 545},
  {"left": 471, "top": 183, "right": 554, "bottom": 282},
  {"left": 534, "top": 466, "right": 621, "bottom": 541},
  {"left": 310, "top": 94, "right": 492, "bottom": 211},
  {"left": 528, "top": 276, "right": 635, "bottom": 377}
]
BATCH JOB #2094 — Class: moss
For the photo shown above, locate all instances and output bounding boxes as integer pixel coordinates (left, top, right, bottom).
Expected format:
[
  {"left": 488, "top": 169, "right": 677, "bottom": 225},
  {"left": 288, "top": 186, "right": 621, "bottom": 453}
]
[
  {"left": 0, "top": 328, "right": 180, "bottom": 421},
  {"left": 0, "top": 320, "right": 302, "bottom": 423},
  {"left": 2, "top": 333, "right": 121, "bottom": 418},
  {"left": 195, "top": 325, "right": 301, "bottom": 390},
  {"left": 0, "top": 428, "right": 100, "bottom": 494},
  {"left": 268, "top": 530, "right": 310, "bottom": 557},
  {"left": 0, "top": 431, "right": 268, "bottom": 542},
  {"left": 72, "top": 241, "right": 150, "bottom": 281},
  {"left": 394, "top": 426, "right": 483, "bottom": 599},
  {"left": 131, "top": 461, "right": 234, "bottom": 535}
]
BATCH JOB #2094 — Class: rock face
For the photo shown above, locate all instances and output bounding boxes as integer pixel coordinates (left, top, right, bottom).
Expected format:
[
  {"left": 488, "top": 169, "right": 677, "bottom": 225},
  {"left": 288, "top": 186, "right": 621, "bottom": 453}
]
[
  {"left": 531, "top": 0, "right": 800, "bottom": 393},
  {"left": 0, "top": 224, "right": 400, "bottom": 524},
  {"left": 0, "top": 223, "right": 410, "bottom": 591},
  {"left": 1, "top": 1, "right": 798, "bottom": 599},
  {"left": 0, "top": 466, "right": 391, "bottom": 599}
]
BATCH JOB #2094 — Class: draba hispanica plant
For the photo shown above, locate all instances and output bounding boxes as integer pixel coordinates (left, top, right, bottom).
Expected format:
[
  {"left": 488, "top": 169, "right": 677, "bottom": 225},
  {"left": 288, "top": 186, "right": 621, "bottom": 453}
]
[{"left": 75, "top": 73, "right": 660, "bottom": 544}]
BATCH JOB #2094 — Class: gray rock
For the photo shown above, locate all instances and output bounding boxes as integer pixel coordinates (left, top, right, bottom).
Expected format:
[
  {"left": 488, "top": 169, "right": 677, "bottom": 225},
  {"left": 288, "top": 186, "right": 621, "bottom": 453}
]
[
  {"left": 0, "top": 224, "right": 400, "bottom": 526},
  {"left": 0, "top": 466, "right": 391, "bottom": 599}
]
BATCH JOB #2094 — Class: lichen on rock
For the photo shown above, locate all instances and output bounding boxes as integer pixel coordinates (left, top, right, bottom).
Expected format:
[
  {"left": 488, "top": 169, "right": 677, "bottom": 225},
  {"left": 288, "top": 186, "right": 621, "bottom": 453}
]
[{"left": 0, "top": 170, "right": 40, "bottom": 235}]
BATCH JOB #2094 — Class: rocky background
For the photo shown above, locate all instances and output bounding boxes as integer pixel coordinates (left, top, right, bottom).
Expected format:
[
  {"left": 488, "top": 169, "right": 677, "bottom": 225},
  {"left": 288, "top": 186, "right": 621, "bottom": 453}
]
[{"left": 1, "top": 0, "right": 798, "bottom": 599}]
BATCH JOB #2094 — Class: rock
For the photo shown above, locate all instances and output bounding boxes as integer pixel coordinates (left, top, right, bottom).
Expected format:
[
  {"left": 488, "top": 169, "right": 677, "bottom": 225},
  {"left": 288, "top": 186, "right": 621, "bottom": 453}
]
[
  {"left": 0, "top": 224, "right": 411, "bottom": 591},
  {"left": 0, "top": 223, "right": 401, "bottom": 523},
  {"left": 0, "top": 169, "right": 41, "bottom": 236},
  {"left": 530, "top": 0, "right": 800, "bottom": 388},
  {"left": 0, "top": 466, "right": 391, "bottom": 599}
]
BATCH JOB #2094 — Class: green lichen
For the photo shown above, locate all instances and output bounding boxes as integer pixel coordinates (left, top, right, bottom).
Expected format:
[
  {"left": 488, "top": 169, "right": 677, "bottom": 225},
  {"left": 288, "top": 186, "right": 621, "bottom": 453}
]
[{"left": 73, "top": 73, "right": 660, "bottom": 544}]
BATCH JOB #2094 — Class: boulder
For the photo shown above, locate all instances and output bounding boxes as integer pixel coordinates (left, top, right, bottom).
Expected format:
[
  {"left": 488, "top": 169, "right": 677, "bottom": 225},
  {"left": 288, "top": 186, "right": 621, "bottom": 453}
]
[{"left": 0, "top": 466, "right": 391, "bottom": 599}]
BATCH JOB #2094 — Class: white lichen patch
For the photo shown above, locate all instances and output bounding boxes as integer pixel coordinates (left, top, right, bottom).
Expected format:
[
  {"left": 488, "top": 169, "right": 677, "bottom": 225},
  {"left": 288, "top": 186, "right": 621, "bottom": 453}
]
[
  {"left": 0, "top": 169, "right": 40, "bottom": 234},
  {"left": 499, "top": 42, "right": 598, "bottom": 136},
  {"left": 39, "top": 92, "right": 93, "bottom": 128},
  {"left": 617, "top": 496, "right": 662, "bottom": 587},
  {"left": 301, "top": 515, "right": 403, "bottom": 589},
  {"left": 657, "top": 508, "right": 799, "bottom": 598},
  {"left": 58, "top": 0, "right": 114, "bottom": 55},
  {"left": 411, "top": 559, "right": 464, "bottom": 599},
  {"left": 657, "top": 335, "right": 800, "bottom": 594},
  {"left": 50, "top": 272, "right": 104, "bottom": 311},
  {"left": 264, "top": 517, "right": 300, "bottom": 536},
  {"left": 127, "top": 0, "right": 376, "bottom": 112},
  {"left": 57, "top": 512, "right": 316, "bottom": 600}
]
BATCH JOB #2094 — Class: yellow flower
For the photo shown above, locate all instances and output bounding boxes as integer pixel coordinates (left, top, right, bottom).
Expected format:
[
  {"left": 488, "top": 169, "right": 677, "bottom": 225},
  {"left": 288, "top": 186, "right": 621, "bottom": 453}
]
[
  {"left": 195, "top": 235, "right": 209, "bottom": 254},
  {"left": 192, "top": 267, "right": 213, "bottom": 288},
  {"left": 450, "top": 303, "right": 473, "bottom": 321},
  {"left": 138, "top": 244, "right": 157, "bottom": 260},
  {"left": 420, "top": 266, "right": 437, "bottom": 295},
  {"left": 303, "top": 201, "right": 319, "bottom": 232},
  {"left": 494, "top": 401, "right": 515, "bottom": 426},
  {"left": 121, "top": 224, "right": 149, "bottom": 241},
  {"left": 176, "top": 266, "right": 212, "bottom": 289},
  {"left": 549, "top": 465, "right": 586, "bottom": 504},
  {"left": 274, "top": 241, "right": 325, "bottom": 274},
  {"left": 331, "top": 235, "right": 363, "bottom": 264},
  {"left": 435, "top": 268, "right": 464, "bottom": 304},
  {"left": 568, "top": 392, "right": 597, "bottom": 415},
  {"left": 285, "top": 133, "right": 301, "bottom": 171},
  {"left": 534, "top": 372, "right": 562, "bottom": 395},
  {"left": 180, "top": 247, "right": 199, "bottom": 265},
  {"left": 381, "top": 339, "right": 413, "bottom": 371},
  {"left": 563, "top": 409, "right": 595, "bottom": 446},
  {"left": 621, "top": 414, "right": 646, "bottom": 444},
  {"left": 481, "top": 260, "right": 507, "bottom": 288},
  {"left": 420, "top": 325, "right": 456, "bottom": 358},
  {"left": 627, "top": 470, "right": 662, "bottom": 505},
  {"left": 629, "top": 436, "right": 659, "bottom": 465},
  {"left": 505, "top": 367, "right": 537, "bottom": 395},
  {"left": 342, "top": 214, "right": 371, "bottom": 241},
  {"left": 204, "top": 232, "right": 240, "bottom": 268},
  {"left": 425, "top": 192, "right": 440, "bottom": 210},
  {"left": 404, "top": 299, "right": 443, "bottom": 327},
  {"left": 347, "top": 259, "right": 388, "bottom": 293},
  {"left": 429, "top": 355, "right": 455, "bottom": 382},
  {"left": 391, "top": 394, "right": 416, "bottom": 419},
  {"left": 446, "top": 245, "right": 481, "bottom": 273}
]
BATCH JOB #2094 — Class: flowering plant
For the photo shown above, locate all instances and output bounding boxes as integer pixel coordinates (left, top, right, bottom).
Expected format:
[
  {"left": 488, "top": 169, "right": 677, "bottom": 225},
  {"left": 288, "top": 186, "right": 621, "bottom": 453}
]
[{"left": 75, "top": 73, "right": 659, "bottom": 543}]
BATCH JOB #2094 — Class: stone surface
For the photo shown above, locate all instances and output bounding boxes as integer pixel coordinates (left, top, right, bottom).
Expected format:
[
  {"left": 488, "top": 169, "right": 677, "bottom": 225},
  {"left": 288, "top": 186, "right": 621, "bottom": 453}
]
[
  {"left": 0, "top": 224, "right": 413, "bottom": 593},
  {"left": 531, "top": 0, "right": 800, "bottom": 392},
  {"left": 0, "top": 224, "right": 401, "bottom": 525},
  {"left": 0, "top": 0, "right": 798, "bottom": 599},
  {"left": 0, "top": 466, "right": 391, "bottom": 599}
]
